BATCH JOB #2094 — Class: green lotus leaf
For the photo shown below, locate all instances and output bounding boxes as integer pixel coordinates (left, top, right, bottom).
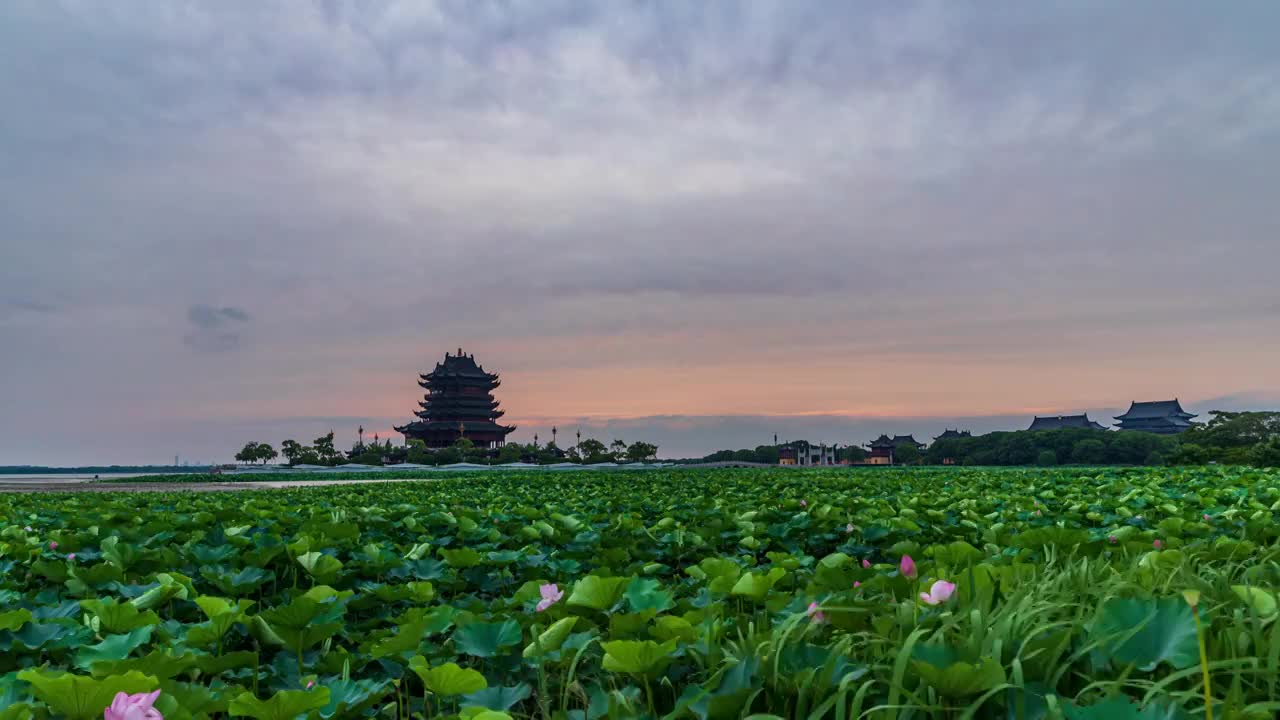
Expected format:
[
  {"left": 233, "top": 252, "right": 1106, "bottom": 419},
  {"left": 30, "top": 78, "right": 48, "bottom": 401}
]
[
  {"left": 523, "top": 616, "right": 578, "bottom": 658},
  {"left": 601, "top": 639, "right": 678, "bottom": 674},
  {"left": 229, "top": 688, "right": 331, "bottom": 720},
  {"left": 296, "top": 552, "right": 344, "bottom": 583},
  {"left": 1090, "top": 597, "right": 1199, "bottom": 671},
  {"left": 910, "top": 644, "right": 1006, "bottom": 697},
  {"left": 80, "top": 599, "right": 160, "bottom": 634},
  {"left": 318, "top": 677, "right": 387, "bottom": 719},
  {"left": 567, "top": 575, "right": 630, "bottom": 611},
  {"left": 1063, "top": 695, "right": 1189, "bottom": 720},
  {"left": 440, "top": 548, "right": 483, "bottom": 568},
  {"left": 624, "top": 577, "right": 674, "bottom": 613},
  {"left": 730, "top": 567, "right": 785, "bottom": 600},
  {"left": 1231, "top": 585, "right": 1278, "bottom": 618},
  {"left": 0, "top": 609, "right": 33, "bottom": 632},
  {"left": 453, "top": 619, "right": 522, "bottom": 657},
  {"left": 462, "top": 683, "right": 532, "bottom": 711},
  {"left": 408, "top": 658, "right": 488, "bottom": 696},
  {"left": 16, "top": 669, "right": 158, "bottom": 720},
  {"left": 74, "top": 626, "right": 153, "bottom": 669}
]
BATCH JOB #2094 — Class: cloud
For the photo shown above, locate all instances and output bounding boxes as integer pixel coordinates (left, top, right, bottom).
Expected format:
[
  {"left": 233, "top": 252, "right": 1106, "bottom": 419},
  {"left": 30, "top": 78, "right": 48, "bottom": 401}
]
[
  {"left": 0, "top": 3, "right": 1278, "bottom": 464},
  {"left": 183, "top": 304, "right": 251, "bottom": 352}
]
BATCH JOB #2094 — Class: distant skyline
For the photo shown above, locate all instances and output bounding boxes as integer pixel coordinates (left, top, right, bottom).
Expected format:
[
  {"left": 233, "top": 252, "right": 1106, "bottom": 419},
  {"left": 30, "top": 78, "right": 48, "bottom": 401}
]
[{"left": 3, "top": 2, "right": 1280, "bottom": 464}]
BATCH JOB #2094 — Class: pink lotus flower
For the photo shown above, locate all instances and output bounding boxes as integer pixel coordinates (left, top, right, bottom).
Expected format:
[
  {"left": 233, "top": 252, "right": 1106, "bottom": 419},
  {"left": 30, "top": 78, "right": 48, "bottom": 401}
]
[
  {"left": 861, "top": 558, "right": 871, "bottom": 569},
  {"left": 49, "top": 541, "right": 57, "bottom": 550},
  {"left": 845, "top": 523, "right": 854, "bottom": 533},
  {"left": 1108, "top": 535, "right": 1117, "bottom": 544},
  {"left": 306, "top": 680, "right": 315, "bottom": 689},
  {"left": 104, "top": 690, "right": 162, "bottom": 720},
  {"left": 799, "top": 499, "right": 808, "bottom": 508},
  {"left": 67, "top": 553, "right": 76, "bottom": 561},
  {"left": 853, "top": 581, "right": 861, "bottom": 589},
  {"left": 919, "top": 580, "right": 957, "bottom": 605},
  {"left": 1203, "top": 514, "right": 1211, "bottom": 521},
  {"left": 806, "top": 601, "right": 826, "bottom": 624},
  {"left": 1153, "top": 539, "right": 1163, "bottom": 549},
  {"left": 536, "top": 583, "right": 564, "bottom": 612},
  {"left": 900, "top": 555, "right": 917, "bottom": 579}
]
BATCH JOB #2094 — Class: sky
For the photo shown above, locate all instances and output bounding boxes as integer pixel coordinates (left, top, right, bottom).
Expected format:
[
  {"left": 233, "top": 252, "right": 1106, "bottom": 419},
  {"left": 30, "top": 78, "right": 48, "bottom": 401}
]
[{"left": 2, "top": 1, "right": 1280, "bottom": 464}]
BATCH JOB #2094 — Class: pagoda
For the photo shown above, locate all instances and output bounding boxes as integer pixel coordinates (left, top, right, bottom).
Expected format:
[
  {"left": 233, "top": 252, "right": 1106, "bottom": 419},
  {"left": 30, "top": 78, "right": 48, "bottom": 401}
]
[
  {"left": 1027, "top": 414, "right": 1106, "bottom": 431},
  {"left": 1114, "top": 399, "right": 1197, "bottom": 434},
  {"left": 865, "top": 434, "right": 924, "bottom": 465},
  {"left": 395, "top": 349, "right": 516, "bottom": 448}
]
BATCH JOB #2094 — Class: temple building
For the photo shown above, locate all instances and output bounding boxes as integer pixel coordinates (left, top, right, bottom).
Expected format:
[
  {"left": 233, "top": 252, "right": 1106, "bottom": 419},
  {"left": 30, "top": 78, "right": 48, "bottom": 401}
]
[
  {"left": 866, "top": 434, "right": 925, "bottom": 465},
  {"left": 1027, "top": 414, "right": 1106, "bottom": 431},
  {"left": 395, "top": 349, "right": 516, "bottom": 448},
  {"left": 1114, "top": 399, "right": 1197, "bottom": 434},
  {"left": 931, "top": 429, "right": 972, "bottom": 465},
  {"left": 777, "top": 440, "right": 838, "bottom": 466}
]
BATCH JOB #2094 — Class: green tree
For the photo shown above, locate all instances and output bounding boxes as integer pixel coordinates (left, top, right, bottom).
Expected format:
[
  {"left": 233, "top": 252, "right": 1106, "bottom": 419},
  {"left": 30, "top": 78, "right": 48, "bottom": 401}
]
[
  {"left": 313, "top": 432, "right": 342, "bottom": 466},
  {"left": 840, "top": 445, "right": 868, "bottom": 463},
  {"left": 578, "top": 438, "right": 608, "bottom": 463},
  {"left": 496, "top": 443, "right": 523, "bottom": 464},
  {"left": 280, "top": 439, "right": 307, "bottom": 465},
  {"left": 608, "top": 439, "right": 628, "bottom": 462},
  {"left": 625, "top": 441, "right": 658, "bottom": 462},
  {"left": 1036, "top": 450, "right": 1058, "bottom": 466},
  {"left": 234, "top": 442, "right": 262, "bottom": 465},
  {"left": 256, "top": 443, "right": 278, "bottom": 464},
  {"left": 894, "top": 444, "right": 921, "bottom": 466},
  {"left": 1071, "top": 439, "right": 1107, "bottom": 464},
  {"left": 1248, "top": 437, "right": 1280, "bottom": 468}
]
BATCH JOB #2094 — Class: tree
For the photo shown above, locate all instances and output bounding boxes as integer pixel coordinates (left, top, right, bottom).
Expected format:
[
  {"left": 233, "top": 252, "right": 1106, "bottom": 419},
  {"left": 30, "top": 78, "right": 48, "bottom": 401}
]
[
  {"left": 313, "top": 432, "right": 342, "bottom": 466},
  {"left": 625, "top": 441, "right": 658, "bottom": 462},
  {"left": 840, "top": 445, "right": 868, "bottom": 463},
  {"left": 1036, "top": 450, "right": 1058, "bottom": 466},
  {"left": 608, "top": 439, "right": 628, "bottom": 462},
  {"left": 496, "top": 443, "right": 523, "bottom": 464},
  {"left": 1248, "top": 437, "right": 1280, "bottom": 468},
  {"left": 894, "top": 444, "right": 921, "bottom": 466},
  {"left": 235, "top": 442, "right": 262, "bottom": 465},
  {"left": 256, "top": 443, "right": 278, "bottom": 464},
  {"left": 1071, "top": 439, "right": 1107, "bottom": 464},
  {"left": 577, "top": 438, "right": 608, "bottom": 463},
  {"left": 280, "top": 439, "right": 306, "bottom": 465}
]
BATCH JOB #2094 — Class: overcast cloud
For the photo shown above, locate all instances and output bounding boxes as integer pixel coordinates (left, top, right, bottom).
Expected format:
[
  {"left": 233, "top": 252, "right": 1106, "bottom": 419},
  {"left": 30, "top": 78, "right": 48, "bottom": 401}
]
[{"left": 2, "top": 1, "right": 1278, "bottom": 464}]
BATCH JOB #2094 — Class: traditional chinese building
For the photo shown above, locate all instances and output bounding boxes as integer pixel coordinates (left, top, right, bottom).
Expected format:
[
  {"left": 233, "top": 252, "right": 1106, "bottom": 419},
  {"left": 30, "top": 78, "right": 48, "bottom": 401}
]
[
  {"left": 1027, "top": 414, "right": 1106, "bottom": 431},
  {"left": 931, "top": 429, "right": 972, "bottom": 465},
  {"left": 866, "top": 434, "right": 925, "bottom": 465},
  {"left": 777, "top": 440, "right": 838, "bottom": 466},
  {"left": 1114, "top": 399, "right": 1197, "bottom": 434},
  {"left": 395, "top": 349, "right": 516, "bottom": 448}
]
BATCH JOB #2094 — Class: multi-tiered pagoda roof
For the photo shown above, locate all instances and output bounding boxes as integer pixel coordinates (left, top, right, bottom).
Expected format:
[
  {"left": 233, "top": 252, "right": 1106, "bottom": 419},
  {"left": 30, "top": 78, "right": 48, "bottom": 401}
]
[
  {"left": 1027, "top": 414, "right": 1106, "bottom": 431},
  {"left": 395, "top": 349, "right": 516, "bottom": 448},
  {"left": 1114, "top": 399, "right": 1197, "bottom": 434}
]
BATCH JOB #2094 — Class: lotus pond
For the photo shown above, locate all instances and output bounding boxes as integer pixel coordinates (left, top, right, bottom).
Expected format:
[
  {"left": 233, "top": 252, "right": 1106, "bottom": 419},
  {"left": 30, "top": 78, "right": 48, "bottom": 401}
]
[{"left": 2, "top": 466, "right": 1280, "bottom": 719}]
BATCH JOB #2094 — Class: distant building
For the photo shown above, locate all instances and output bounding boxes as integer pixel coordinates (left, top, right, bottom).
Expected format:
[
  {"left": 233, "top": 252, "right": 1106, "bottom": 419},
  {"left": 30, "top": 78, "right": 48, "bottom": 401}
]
[
  {"left": 778, "top": 440, "right": 838, "bottom": 466},
  {"left": 865, "top": 434, "right": 925, "bottom": 465},
  {"left": 1114, "top": 399, "right": 1198, "bottom": 434},
  {"left": 395, "top": 349, "right": 516, "bottom": 448},
  {"left": 931, "top": 429, "right": 971, "bottom": 465},
  {"left": 1027, "top": 414, "right": 1107, "bottom": 431}
]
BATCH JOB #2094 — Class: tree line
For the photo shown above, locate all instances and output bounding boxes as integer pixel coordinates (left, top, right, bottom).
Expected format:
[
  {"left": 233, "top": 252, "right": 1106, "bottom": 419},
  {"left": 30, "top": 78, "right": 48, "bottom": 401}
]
[
  {"left": 691, "top": 411, "right": 1280, "bottom": 468},
  {"left": 235, "top": 433, "right": 658, "bottom": 467}
]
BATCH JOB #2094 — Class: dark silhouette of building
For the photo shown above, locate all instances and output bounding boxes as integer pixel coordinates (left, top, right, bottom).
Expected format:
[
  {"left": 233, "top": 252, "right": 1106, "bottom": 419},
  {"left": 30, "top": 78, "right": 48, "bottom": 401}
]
[
  {"left": 1114, "top": 399, "right": 1197, "bottom": 434},
  {"left": 866, "top": 434, "right": 924, "bottom": 465},
  {"left": 1027, "top": 414, "right": 1106, "bottom": 431},
  {"left": 931, "top": 429, "right": 972, "bottom": 465},
  {"left": 395, "top": 349, "right": 516, "bottom": 448}
]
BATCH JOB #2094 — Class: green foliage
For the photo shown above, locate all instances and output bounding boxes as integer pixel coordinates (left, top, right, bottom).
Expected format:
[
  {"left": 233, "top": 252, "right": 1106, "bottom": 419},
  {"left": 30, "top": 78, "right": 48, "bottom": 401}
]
[{"left": 2, "top": 466, "right": 1280, "bottom": 718}]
